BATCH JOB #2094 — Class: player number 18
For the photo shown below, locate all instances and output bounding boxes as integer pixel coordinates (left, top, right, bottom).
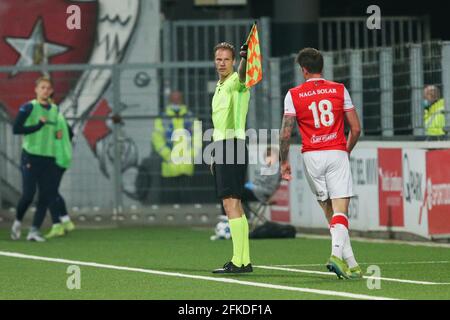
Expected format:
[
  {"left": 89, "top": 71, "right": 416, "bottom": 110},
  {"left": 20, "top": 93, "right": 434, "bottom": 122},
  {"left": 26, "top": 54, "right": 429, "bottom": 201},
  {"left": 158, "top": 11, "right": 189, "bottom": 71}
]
[{"left": 308, "top": 99, "right": 334, "bottom": 128}]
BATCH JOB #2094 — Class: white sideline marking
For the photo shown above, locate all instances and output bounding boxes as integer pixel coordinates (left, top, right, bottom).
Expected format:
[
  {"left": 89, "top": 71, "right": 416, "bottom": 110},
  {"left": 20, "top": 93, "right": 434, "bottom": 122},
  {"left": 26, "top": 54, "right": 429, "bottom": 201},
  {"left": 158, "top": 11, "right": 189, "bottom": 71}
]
[
  {"left": 275, "top": 261, "right": 450, "bottom": 267},
  {"left": 297, "top": 234, "right": 450, "bottom": 248},
  {"left": 255, "top": 265, "right": 450, "bottom": 285},
  {"left": 0, "top": 250, "right": 394, "bottom": 300}
]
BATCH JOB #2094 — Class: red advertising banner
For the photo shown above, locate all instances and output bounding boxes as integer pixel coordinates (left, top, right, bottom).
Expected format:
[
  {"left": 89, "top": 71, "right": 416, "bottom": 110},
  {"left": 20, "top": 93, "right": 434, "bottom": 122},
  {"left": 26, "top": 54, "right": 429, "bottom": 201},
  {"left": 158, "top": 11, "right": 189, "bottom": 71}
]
[
  {"left": 378, "top": 148, "right": 404, "bottom": 227},
  {"left": 270, "top": 181, "right": 290, "bottom": 222},
  {"left": 425, "top": 149, "right": 450, "bottom": 235}
]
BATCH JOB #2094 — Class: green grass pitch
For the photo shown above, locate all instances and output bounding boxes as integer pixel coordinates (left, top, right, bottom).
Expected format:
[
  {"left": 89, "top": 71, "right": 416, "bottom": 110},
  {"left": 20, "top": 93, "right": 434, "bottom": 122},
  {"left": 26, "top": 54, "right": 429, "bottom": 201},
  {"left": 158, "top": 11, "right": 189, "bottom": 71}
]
[{"left": 1, "top": 227, "right": 450, "bottom": 300}]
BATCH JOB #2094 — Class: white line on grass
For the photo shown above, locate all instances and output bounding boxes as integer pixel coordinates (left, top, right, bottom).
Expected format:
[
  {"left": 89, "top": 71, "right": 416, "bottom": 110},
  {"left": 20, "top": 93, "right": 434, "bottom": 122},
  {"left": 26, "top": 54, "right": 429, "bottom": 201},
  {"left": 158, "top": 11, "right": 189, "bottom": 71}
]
[
  {"left": 297, "top": 234, "right": 450, "bottom": 248},
  {"left": 274, "top": 261, "right": 450, "bottom": 267},
  {"left": 255, "top": 265, "right": 450, "bottom": 285},
  {"left": 0, "top": 250, "right": 394, "bottom": 300}
]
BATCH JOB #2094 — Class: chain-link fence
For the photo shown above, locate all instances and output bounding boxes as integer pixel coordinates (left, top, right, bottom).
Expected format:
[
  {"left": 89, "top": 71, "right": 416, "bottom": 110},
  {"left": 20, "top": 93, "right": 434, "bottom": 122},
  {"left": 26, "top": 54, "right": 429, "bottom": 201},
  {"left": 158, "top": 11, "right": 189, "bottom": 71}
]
[
  {"left": 266, "top": 41, "right": 450, "bottom": 139},
  {"left": 319, "top": 16, "right": 430, "bottom": 52},
  {"left": 0, "top": 61, "right": 276, "bottom": 224},
  {"left": 1, "top": 41, "right": 450, "bottom": 224},
  {"left": 321, "top": 41, "right": 450, "bottom": 138}
]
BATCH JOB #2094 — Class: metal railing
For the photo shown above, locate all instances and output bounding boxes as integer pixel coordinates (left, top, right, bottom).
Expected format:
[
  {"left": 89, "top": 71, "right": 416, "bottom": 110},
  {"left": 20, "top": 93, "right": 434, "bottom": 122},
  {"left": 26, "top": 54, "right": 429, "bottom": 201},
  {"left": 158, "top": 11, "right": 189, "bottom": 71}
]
[
  {"left": 1, "top": 40, "right": 449, "bottom": 219},
  {"left": 264, "top": 41, "right": 450, "bottom": 139},
  {"left": 0, "top": 61, "right": 276, "bottom": 218},
  {"left": 161, "top": 17, "right": 272, "bottom": 131},
  {"left": 319, "top": 16, "right": 430, "bottom": 52}
]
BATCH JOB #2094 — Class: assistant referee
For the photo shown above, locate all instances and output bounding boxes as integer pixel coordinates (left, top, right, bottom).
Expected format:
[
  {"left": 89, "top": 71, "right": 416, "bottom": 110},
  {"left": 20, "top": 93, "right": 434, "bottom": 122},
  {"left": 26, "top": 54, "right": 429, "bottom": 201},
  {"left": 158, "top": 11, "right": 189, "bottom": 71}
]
[{"left": 211, "top": 42, "right": 252, "bottom": 274}]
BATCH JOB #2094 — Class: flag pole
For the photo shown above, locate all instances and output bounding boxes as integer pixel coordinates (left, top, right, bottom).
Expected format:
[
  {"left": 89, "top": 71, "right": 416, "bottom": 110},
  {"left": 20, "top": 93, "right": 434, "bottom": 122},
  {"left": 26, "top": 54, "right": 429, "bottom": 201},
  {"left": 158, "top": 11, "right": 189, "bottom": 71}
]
[{"left": 245, "top": 21, "right": 257, "bottom": 45}]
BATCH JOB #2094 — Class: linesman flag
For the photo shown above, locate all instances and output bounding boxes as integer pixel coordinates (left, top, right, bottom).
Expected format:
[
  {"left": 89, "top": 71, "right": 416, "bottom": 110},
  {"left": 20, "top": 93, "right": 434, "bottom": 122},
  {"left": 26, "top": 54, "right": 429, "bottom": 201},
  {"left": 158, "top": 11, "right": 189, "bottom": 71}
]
[{"left": 245, "top": 22, "right": 262, "bottom": 88}]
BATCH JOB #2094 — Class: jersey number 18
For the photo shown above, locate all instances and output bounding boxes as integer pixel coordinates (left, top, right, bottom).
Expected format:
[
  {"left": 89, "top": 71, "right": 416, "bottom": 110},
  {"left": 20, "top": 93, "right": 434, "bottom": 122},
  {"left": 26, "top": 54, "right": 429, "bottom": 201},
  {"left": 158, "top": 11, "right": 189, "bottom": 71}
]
[{"left": 308, "top": 99, "right": 335, "bottom": 128}]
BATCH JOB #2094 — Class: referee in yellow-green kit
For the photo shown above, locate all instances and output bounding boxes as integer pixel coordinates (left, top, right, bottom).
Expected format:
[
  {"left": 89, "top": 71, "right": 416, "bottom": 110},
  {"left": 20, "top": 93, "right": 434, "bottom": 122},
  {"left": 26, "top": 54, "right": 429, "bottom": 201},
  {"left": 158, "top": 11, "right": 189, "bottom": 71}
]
[{"left": 211, "top": 42, "right": 252, "bottom": 274}]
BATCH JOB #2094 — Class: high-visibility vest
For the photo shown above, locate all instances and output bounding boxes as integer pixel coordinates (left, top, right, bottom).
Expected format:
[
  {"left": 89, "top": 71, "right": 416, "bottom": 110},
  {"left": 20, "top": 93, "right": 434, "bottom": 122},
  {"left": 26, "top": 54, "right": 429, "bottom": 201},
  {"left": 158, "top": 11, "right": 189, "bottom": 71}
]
[
  {"left": 54, "top": 113, "right": 72, "bottom": 169},
  {"left": 22, "top": 99, "right": 59, "bottom": 157},
  {"left": 424, "top": 99, "right": 446, "bottom": 136},
  {"left": 151, "top": 105, "right": 201, "bottom": 178}
]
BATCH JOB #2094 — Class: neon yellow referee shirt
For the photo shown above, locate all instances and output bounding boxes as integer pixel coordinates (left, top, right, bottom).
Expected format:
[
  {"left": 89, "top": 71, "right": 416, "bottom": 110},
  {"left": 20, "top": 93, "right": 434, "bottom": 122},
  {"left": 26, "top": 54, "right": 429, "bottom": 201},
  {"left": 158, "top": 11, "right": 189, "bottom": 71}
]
[{"left": 212, "top": 72, "right": 250, "bottom": 141}]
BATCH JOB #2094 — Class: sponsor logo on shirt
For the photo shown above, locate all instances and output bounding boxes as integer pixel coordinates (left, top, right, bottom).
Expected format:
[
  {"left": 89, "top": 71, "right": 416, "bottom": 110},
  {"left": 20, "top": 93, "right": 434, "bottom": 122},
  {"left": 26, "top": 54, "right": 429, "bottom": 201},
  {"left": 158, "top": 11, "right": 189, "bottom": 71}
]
[
  {"left": 298, "top": 88, "right": 337, "bottom": 98},
  {"left": 310, "top": 132, "right": 337, "bottom": 144}
]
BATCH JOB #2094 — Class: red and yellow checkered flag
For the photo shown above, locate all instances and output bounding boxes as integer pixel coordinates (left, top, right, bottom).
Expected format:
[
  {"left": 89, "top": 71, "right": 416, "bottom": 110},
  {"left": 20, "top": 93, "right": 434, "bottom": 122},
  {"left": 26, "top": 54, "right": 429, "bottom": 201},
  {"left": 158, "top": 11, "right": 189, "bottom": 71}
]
[{"left": 245, "top": 23, "right": 262, "bottom": 88}]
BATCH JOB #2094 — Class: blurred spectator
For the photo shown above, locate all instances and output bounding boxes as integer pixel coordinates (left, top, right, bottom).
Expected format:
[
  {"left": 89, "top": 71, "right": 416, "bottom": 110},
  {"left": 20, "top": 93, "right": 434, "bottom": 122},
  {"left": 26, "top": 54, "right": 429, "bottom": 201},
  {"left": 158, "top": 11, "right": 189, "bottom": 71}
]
[
  {"left": 150, "top": 91, "right": 201, "bottom": 203},
  {"left": 423, "top": 85, "right": 446, "bottom": 137},
  {"left": 242, "top": 146, "right": 281, "bottom": 217}
]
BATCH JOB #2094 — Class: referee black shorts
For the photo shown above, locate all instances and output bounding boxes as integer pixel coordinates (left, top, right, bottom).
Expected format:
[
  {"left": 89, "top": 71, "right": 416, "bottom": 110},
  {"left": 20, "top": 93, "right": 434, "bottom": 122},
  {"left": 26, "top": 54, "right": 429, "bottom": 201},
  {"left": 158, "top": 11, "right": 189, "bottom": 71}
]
[{"left": 212, "top": 138, "right": 248, "bottom": 200}]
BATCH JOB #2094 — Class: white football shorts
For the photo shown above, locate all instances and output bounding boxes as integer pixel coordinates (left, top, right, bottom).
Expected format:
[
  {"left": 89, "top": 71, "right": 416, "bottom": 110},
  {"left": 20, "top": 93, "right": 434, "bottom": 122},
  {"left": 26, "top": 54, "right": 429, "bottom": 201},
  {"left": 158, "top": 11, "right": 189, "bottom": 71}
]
[{"left": 302, "top": 150, "right": 354, "bottom": 201}]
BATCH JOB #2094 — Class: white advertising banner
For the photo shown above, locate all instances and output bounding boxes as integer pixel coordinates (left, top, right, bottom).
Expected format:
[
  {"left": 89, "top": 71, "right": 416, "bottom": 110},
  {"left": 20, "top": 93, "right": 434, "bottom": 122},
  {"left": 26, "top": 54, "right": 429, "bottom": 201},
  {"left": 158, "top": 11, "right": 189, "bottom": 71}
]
[
  {"left": 349, "top": 149, "right": 379, "bottom": 231},
  {"left": 289, "top": 146, "right": 379, "bottom": 231},
  {"left": 287, "top": 144, "right": 450, "bottom": 239},
  {"left": 402, "top": 149, "right": 428, "bottom": 238},
  {"left": 288, "top": 145, "right": 329, "bottom": 229}
]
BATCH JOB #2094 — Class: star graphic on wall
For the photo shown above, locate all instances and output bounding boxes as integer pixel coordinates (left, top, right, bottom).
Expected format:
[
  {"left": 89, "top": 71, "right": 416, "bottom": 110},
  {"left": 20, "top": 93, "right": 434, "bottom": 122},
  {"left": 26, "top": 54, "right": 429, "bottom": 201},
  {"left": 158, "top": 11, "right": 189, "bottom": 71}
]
[{"left": 5, "top": 18, "right": 69, "bottom": 76}]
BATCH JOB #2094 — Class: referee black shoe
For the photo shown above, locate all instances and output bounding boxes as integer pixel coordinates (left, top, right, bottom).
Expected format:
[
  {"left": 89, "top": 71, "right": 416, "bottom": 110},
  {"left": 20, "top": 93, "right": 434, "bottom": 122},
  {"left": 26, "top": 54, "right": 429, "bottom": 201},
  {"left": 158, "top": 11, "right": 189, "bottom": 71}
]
[
  {"left": 212, "top": 261, "right": 243, "bottom": 274},
  {"left": 241, "top": 263, "right": 253, "bottom": 273}
]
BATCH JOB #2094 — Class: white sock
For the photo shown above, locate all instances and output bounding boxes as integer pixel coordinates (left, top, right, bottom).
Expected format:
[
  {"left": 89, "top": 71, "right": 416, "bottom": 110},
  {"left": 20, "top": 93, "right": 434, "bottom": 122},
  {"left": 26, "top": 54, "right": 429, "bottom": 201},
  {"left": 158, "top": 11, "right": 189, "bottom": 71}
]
[
  {"left": 29, "top": 226, "right": 39, "bottom": 234},
  {"left": 60, "top": 215, "right": 71, "bottom": 223},
  {"left": 330, "top": 224, "right": 347, "bottom": 259},
  {"left": 343, "top": 235, "right": 358, "bottom": 268},
  {"left": 12, "top": 220, "right": 22, "bottom": 229}
]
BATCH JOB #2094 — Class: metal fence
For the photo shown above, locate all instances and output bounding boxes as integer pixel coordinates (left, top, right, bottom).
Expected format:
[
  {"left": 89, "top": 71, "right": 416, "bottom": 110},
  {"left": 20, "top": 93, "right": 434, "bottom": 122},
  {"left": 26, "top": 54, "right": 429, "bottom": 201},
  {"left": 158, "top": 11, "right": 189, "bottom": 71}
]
[
  {"left": 161, "top": 17, "right": 273, "bottom": 130},
  {"left": 0, "top": 16, "right": 277, "bottom": 223},
  {"left": 1, "top": 40, "right": 450, "bottom": 223},
  {"left": 257, "top": 40, "right": 450, "bottom": 140},
  {"left": 319, "top": 16, "right": 430, "bottom": 52},
  {"left": 0, "top": 18, "right": 279, "bottom": 219},
  {"left": 0, "top": 61, "right": 277, "bottom": 224}
]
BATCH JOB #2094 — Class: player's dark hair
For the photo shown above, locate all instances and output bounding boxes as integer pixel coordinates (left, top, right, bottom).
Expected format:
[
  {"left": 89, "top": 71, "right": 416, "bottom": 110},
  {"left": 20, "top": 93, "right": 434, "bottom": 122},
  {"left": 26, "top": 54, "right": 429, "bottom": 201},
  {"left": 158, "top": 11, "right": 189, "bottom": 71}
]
[
  {"left": 214, "top": 42, "right": 236, "bottom": 60},
  {"left": 296, "top": 48, "right": 323, "bottom": 74},
  {"left": 35, "top": 76, "right": 53, "bottom": 87}
]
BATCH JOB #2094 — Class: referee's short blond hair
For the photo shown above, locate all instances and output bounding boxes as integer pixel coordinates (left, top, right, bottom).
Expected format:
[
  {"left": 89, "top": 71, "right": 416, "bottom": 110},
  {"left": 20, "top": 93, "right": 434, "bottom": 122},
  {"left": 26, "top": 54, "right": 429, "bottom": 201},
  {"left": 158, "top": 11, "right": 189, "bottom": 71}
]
[{"left": 214, "top": 42, "right": 235, "bottom": 60}]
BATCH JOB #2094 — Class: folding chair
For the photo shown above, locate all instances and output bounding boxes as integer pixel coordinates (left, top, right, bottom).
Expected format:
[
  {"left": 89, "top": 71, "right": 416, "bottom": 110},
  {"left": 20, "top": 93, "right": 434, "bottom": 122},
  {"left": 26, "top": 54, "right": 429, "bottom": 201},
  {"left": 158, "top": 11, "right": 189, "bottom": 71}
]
[{"left": 247, "top": 197, "right": 277, "bottom": 231}]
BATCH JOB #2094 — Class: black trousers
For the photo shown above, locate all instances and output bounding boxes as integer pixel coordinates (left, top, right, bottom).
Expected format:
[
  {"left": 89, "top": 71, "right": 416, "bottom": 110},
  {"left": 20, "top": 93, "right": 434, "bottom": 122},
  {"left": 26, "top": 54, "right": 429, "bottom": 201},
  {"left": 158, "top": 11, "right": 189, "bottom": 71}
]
[
  {"left": 16, "top": 151, "right": 59, "bottom": 228},
  {"left": 48, "top": 166, "right": 68, "bottom": 223}
]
